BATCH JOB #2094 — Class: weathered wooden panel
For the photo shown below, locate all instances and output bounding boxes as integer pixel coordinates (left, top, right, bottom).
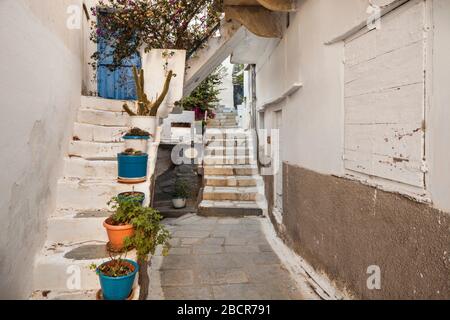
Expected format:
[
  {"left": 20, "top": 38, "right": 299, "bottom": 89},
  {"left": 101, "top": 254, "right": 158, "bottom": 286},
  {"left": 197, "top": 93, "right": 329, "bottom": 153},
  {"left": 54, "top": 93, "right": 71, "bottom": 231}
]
[
  {"left": 345, "top": 41, "right": 424, "bottom": 97},
  {"left": 345, "top": 123, "right": 423, "bottom": 160},
  {"left": 344, "top": 1, "right": 426, "bottom": 189},
  {"left": 344, "top": 150, "right": 424, "bottom": 187},
  {"left": 345, "top": 83, "right": 424, "bottom": 125},
  {"left": 345, "top": 0, "right": 425, "bottom": 67}
]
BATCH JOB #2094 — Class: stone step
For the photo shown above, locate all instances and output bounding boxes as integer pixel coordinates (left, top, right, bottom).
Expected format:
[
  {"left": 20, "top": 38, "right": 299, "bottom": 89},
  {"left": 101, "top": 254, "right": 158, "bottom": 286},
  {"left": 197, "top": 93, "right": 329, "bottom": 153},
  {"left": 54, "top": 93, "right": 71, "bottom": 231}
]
[
  {"left": 202, "top": 186, "right": 259, "bottom": 201},
  {"left": 204, "top": 131, "right": 250, "bottom": 140},
  {"left": 68, "top": 141, "right": 123, "bottom": 159},
  {"left": 204, "top": 165, "right": 259, "bottom": 176},
  {"left": 203, "top": 155, "right": 256, "bottom": 165},
  {"left": 214, "top": 114, "right": 237, "bottom": 120},
  {"left": 33, "top": 242, "right": 137, "bottom": 291},
  {"left": 73, "top": 122, "right": 126, "bottom": 143},
  {"left": 56, "top": 178, "right": 149, "bottom": 210},
  {"left": 204, "top": 175, "right": 262, "bottom": 187},
  {"left": 198, "top": 200, "right": 263, "bottom": 217},
  {"left": 47, "top": 210, "right": 109, "bottom": 243},
  {"left": 77, "top": 108, "right": 128, "bottom": 127},
  {"left": 204, "top": 147, "right": 253, "bottom": 157},
  {"left": 81, "top": 95, "right": 127, "bottom": 112},
  {"left": 64, "top": 157, "right": 117, "bottom": 178},
  {"left": 207, "top": 120, "right": 237, "bottom": 126}
]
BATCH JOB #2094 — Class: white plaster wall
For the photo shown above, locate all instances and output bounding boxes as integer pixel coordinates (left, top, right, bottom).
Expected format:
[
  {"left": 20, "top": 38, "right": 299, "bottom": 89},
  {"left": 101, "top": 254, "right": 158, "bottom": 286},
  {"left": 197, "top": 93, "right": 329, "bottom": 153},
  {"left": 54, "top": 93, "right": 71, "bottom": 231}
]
[
  {"left": 0, "top": 0, "right": 83, "bottom": 298},
  {"left": 253, "top": 0, "right": 450, "bottom": 212},
  {"left": 256, "top": 0, "right": 373, "bottom": 175},
  {"left": 427, "top": 0, "right": 450, "bottom": 212},
  {"left": 217, "top": 57, "right": 235, "bottom": 109}
]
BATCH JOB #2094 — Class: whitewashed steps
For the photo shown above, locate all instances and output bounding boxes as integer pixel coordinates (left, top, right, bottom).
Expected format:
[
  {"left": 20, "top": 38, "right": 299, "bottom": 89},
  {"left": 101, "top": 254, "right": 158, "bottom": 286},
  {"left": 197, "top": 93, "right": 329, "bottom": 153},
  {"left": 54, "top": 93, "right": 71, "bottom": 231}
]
[
  {"left": 33, "top": 242, "right": 137, "bottom": 291},
  {"left": 203, "top": 186, "right": 259, "bottom": 201},
  {"left": 205, "top": 147, "right": 253, "bottom": 157},
  {"left": 81, "top": 96, "right": 126, "bottom": 112},
  {"left": 198, "top": 200, "right": 263, "bottom": 217},
  {"left": 47, "top": 210, "right": 109, "bottom": 243},
  {"left": 68, "top": 141, "right": 123, "bottom": 159},
  {"left": 78, "top": 109, "right": 128, "bottom": 127},
  {"left": 204, "top": 165, "right": 259, "bottom": 176},
  {"left": 204, "top": 155, "right": 256, "bottom": 165},
  {"left": 73, "top": 123, "right": 126, "bottom": 143},
  {"left": 56, "top": 178, "right": 148, "bottom": 210},
  {"left": 63, "top": 157, "right": 117, "bottom": 178},
  {"left": 204, "top": 175, "right": 262, "bottom": 187}
]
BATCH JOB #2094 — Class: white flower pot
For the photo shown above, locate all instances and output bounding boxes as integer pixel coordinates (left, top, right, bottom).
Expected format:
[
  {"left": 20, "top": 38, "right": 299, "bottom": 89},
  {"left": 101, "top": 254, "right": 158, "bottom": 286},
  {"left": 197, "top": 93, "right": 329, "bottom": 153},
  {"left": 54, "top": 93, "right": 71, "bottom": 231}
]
[
  {"left": 172, "top": 198, "right": 187, "bottom": 209},
  {"left": 123, "top": 138, "right": 149, "bottom": 153},
  {"left": 139, "top": 48, "right": 186, "bottom": 119},
  {"left": 129, "top": 116, "right": 158, "bottom": 136}
]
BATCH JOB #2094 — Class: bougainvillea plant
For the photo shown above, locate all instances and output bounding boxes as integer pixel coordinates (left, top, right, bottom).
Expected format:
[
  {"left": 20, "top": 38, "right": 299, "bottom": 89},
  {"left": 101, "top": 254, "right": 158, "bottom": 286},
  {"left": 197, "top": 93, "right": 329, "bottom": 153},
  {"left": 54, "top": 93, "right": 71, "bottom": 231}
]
[{"left": 90, "top": 0, "right": 223, "bottom": 70}]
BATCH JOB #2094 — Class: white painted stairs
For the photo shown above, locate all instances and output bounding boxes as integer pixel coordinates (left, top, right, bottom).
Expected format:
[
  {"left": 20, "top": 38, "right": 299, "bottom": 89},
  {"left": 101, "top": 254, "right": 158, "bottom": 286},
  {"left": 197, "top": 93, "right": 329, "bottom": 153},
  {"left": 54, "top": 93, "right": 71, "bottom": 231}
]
[
  {"left": 199, "top": 111, "right": 267, "bottom": 217},
  {"left": 32, "top": 96, "right": 148, "bottom": 299}
]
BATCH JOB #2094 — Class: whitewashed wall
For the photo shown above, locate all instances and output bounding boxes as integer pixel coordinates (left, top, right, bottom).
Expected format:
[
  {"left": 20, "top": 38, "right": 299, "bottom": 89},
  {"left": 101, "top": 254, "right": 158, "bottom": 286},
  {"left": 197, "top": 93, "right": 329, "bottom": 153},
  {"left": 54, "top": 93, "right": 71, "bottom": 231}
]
[
  {"left": 251, "top": 0, "right": 450, "bottom": 212},
  {"left": 0, "top": 0, "right": 83, "bottom": 298},
  {"left": 217, "top": 58, "right": 235, "bottom": 109}
]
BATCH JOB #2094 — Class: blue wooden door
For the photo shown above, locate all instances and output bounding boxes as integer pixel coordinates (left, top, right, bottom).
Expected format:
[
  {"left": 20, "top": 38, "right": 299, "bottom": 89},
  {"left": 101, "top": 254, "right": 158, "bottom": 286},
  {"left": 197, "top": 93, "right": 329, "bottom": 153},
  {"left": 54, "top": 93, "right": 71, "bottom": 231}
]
[{"left": 97, "top": 17, "right": 141, "bottom": 100}]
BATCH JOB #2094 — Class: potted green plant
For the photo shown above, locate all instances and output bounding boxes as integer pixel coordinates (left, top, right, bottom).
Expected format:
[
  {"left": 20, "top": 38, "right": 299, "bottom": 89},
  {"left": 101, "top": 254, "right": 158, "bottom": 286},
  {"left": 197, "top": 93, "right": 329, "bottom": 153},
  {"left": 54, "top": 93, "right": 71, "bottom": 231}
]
[
  {"left": 103, "top": 196, "right": 142, "bottom": 251},
  {"left": 123, "top": 67, "right": 173, "bottom": 136},
  {"left": 172, "top": 179, "right": 191, "bottom": 209},
  {"left": 124, "top": 205, "right": 171, "bottom": 300},
  {"left": 123, "top": 127, "right": 152, "bottom": 153},
  {"left": 117, "top": 148, "right": 149, "bottom": 184},
  {"left": 90, "top": 253, "right": 139, "bottom": 301}
]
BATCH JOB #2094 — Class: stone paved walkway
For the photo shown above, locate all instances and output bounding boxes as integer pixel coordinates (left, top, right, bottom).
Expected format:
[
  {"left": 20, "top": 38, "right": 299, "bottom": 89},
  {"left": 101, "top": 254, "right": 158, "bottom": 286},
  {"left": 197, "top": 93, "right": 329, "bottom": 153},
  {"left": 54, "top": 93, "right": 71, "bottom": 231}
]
[{"left": 148, "top": 214, "right": 320, "bottom": 300}]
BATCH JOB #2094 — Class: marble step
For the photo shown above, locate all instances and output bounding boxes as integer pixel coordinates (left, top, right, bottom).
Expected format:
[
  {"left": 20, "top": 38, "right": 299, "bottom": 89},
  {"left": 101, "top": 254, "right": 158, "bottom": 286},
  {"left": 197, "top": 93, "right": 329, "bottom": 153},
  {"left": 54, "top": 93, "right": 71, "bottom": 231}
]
[
  {"left": 198, "top": 200, "right": 263, "bottom": 217},
  {"left": 63, "top": 157, "right": 117, "bottom": 178},
  {"left": 204, "top": 147, "right": 253, "bottom": 157},
  {"left": 204, "top": 175, "right": 262, "bottom": 187},
  {"left": 202, "top": 186, "right": 259, "bottom": 201},
  {"left": 33, "top": 242, "right": 137, "bottom": 291},
  {"left": 47, "top": 210, "right": 109, "bottom": 243},
  {"left": 73, "top": 122, "right": 127, "bottom": 143},
  {"left": 68, "top": 141, "right": 123, "bottom": 159},
  {"left": 56, "top": 178, "right": 149, "bottom": 211},
  {"left": 203, "top": 155, "right": 256, "bottom": 165},
  {"left": 77, "top": 108, "right": 128, "bottom": 127},
  {"left": 204, "top": 131, "right": 250, "bottom": 140},
  {"left": 81, "top": 95, "right": 127, "bottom": 112},
  {"left": 204, "top": 165, "right": 259, "bottom": 176}
]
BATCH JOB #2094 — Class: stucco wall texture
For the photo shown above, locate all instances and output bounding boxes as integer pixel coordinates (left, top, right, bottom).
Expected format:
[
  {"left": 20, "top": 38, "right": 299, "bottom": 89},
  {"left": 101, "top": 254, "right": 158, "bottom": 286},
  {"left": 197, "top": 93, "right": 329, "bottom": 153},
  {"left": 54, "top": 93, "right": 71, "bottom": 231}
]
[
  {"left": 0, "top": 0, "right": 83, "bottom": 298},
  {"left": 265, "top": 163, "right": 450, "bottom": 299}
]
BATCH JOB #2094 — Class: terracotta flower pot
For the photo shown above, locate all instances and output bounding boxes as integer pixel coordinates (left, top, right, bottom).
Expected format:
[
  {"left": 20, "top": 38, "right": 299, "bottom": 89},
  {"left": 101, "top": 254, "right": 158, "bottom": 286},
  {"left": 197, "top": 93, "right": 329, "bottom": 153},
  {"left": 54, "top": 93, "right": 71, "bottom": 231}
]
[{"left": 103, "top": 218, "right": 135, "bottom": 250}]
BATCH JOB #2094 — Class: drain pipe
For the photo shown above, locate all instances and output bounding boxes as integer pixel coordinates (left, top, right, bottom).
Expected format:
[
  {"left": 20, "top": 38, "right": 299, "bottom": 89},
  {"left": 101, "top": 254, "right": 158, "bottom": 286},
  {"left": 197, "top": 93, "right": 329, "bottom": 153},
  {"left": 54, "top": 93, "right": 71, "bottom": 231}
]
[{"left": 248, "top": 64, "right": 260, "bottom": 165}]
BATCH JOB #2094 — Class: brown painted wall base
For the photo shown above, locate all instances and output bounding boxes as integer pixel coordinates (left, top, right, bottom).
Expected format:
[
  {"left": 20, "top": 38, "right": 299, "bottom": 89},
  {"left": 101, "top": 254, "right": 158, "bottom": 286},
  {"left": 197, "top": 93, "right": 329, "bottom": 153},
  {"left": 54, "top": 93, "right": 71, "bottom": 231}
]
[{"left": 264, "top": 163, "right": 450, "bottom": 299}]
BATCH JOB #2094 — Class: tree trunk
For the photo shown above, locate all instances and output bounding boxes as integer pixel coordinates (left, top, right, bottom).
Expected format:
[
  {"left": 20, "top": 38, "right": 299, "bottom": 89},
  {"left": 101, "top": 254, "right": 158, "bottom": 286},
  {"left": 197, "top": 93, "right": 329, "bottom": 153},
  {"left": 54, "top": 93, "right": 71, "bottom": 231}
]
[{"left": 138, "top": 257, "right": 149, "bottom": 300}]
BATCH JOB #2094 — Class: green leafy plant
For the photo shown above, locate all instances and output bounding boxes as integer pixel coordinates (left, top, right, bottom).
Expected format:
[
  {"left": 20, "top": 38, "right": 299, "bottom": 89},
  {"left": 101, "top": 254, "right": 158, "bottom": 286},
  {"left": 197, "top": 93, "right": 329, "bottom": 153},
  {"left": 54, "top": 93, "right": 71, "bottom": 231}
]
[
  {"left": 121, "top": 148, "right": 143, "bottom": 156},
  {"left": 124, "top": 127, "right": 152, "bottom": 138},
  {"left": 123, "top": 66, "right": 173, "bottom": 117},
  {"left": 106, "top": 196, "right": 171, "bottom": 299},
  {"left": 173, "top": 179, "right": 191, "bottom": 199},
  {"left": 178, "top": 65, "right": 227, "bottom": 120},
  {"left": 108, "top": 196, "right": 143, "bottom": 226},
  {"left": 90, "top": 253, "right": 133, "bottom": 278}
]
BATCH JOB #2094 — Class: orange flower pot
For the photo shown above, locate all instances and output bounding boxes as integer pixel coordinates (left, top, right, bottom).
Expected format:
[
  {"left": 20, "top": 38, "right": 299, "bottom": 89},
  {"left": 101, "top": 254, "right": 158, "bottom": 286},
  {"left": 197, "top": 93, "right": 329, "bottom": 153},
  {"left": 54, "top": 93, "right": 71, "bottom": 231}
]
[{"left": 103, "top": 218, "right": 135, "bottom": 251}]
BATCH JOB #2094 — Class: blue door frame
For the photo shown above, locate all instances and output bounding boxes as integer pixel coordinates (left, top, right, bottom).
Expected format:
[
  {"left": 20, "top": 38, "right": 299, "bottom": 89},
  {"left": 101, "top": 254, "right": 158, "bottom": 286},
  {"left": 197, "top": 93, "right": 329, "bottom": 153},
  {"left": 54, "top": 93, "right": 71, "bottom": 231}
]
[{"left": 97, "top": 13, "right": 141, "bottom": 100}]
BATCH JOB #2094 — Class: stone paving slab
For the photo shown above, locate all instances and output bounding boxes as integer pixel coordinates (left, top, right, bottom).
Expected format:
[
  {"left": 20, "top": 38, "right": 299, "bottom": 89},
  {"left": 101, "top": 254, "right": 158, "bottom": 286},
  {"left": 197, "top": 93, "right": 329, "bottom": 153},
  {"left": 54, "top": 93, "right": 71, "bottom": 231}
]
[{"left": 148, "top": 214, "right": 319, "bottom": 300}]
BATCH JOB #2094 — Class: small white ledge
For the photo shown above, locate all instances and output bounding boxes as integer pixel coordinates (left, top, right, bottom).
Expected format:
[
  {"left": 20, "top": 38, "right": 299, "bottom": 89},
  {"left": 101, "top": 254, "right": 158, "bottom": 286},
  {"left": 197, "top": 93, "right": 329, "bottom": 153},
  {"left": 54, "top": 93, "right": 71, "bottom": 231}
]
[{"left": 257, "top": 82, "right": 303, "bottom": 112}]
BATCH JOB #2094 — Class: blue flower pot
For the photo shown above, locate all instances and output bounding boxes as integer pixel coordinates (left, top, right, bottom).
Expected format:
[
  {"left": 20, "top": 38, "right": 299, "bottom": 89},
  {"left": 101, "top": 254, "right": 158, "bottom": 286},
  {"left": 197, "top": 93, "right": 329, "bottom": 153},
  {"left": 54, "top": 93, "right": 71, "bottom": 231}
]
[
  {"left": 97, "top": 259, "right": 139, "bottom": 301},
  {"left": 117, "top": 153, "right": 148, "bottom": 182}
]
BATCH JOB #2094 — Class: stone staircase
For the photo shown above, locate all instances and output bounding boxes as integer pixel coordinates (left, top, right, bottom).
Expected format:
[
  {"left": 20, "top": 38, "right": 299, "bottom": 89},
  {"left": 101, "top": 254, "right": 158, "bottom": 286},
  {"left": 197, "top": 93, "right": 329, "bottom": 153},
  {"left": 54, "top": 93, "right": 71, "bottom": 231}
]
[
  {"left": 198, "top": 110, "right": 267, "bottom": 217},
  {"left": 31, "top": 96, "right": 150, "bottom": 299}
]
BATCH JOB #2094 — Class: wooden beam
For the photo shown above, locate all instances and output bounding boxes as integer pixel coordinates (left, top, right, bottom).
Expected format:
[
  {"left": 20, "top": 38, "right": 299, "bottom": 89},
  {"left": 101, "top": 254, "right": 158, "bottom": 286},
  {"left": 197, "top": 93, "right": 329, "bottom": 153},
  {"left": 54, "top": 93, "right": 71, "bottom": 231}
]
[
  {"left": 256, "top": 0, "right": 298, "bottom": 12},
  {"left": 225, "top": 5, "right": 283, "bottom": 38}
]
